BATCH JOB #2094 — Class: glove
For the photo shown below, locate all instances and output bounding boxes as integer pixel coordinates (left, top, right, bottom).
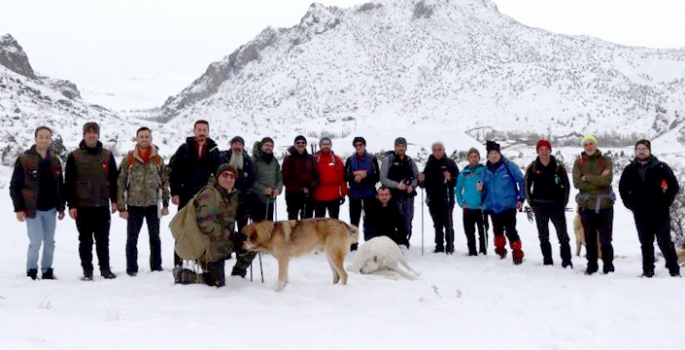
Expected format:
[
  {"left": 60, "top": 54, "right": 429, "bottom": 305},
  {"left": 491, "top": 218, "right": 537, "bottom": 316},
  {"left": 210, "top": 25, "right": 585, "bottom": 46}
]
[{"left": 339, "top": 197, "right": 346, "bottom": 205}]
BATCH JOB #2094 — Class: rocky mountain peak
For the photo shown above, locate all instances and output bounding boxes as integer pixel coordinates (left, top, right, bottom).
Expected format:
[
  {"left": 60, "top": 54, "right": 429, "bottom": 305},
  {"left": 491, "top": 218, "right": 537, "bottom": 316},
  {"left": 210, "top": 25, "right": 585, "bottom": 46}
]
[{"left": 0, "top": 33, "right": 36, "bottom": 79}]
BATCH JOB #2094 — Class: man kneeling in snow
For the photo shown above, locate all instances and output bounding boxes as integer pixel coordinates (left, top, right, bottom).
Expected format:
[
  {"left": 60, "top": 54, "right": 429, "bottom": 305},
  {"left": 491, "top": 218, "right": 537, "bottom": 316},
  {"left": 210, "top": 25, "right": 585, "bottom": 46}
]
[{"left": 365, "top": 187, "right": 408, "bottom": 246}]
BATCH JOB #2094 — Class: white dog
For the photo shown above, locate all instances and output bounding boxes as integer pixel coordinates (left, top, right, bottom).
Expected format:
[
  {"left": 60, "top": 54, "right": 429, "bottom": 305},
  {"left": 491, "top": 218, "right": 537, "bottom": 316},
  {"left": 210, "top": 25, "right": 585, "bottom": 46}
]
[{"left": 347, "top": 236, "right": 420, "bottom": 280}]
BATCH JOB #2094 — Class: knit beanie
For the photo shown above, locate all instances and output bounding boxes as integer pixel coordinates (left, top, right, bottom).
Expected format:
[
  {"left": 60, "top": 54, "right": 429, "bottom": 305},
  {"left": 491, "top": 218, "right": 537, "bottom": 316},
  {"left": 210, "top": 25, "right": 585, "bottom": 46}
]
[
  {"left": 216, "top": 164, "right": 237, "bottom": 177},
  {"left": 581, "top": 135, "right": 598, "bottom": 147},
  {"left": 536, "top": 139, "right": 552, "bottom": 152},
  {"left": 83, "top": 122, "right": 100, "bottom": 135},
  {"left": 230, "top": 136, "right": 245, "bottom": 145},
  {"left": 635, "top": 139, "right": 651, "bottom": 151},
  {"left": 394, "top": 137, "right": 407, "bottom": 146},
  {"left": 294, "top": 135, "right": 307, "bottom": 144},
  {"left": 485, "top": 140, "right": 500, "bottom": 153},
  {"left": 467, "top": 148, "right": 480, "bottom": 158}
]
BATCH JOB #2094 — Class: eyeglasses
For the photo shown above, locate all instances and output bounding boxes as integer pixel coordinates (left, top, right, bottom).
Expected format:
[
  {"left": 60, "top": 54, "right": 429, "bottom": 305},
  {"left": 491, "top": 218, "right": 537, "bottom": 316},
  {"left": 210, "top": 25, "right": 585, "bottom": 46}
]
[{"left": 220, "top": 173, "right": 236, "bottom": 179}]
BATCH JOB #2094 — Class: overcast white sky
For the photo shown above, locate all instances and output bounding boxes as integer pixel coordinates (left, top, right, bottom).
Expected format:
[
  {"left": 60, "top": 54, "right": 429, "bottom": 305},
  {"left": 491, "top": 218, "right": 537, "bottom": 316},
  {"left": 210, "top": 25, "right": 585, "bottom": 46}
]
[{"left": 1, "top": 0, "right": 684, "bottom": 110}]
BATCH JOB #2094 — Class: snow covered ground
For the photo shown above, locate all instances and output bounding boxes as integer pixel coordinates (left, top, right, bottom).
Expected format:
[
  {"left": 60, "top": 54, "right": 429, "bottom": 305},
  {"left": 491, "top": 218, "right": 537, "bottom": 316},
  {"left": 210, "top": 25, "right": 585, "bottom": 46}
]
[{"left": 0, "top": 183, "right": 681, "bottom": 349}]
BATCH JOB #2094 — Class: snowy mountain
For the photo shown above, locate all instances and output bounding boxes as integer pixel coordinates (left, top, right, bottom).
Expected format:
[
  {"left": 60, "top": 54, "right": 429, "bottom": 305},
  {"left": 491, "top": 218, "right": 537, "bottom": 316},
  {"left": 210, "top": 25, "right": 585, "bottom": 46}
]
[
  {"left": 158, "top": 0, "right": 685, "bottom": 142},
  {"left": 0, "top": 34, "right": 178, "bottom": 187}
]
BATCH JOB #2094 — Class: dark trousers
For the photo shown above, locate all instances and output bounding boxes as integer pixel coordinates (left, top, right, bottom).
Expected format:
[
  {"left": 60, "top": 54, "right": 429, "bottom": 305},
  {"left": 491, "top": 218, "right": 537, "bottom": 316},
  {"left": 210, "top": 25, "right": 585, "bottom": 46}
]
[
  {"left": 126, "top": 206, "right": 161, "bottom": 273},
  {"left": 534, "top": 206, "right": 572, "bottom": 264},
  {"left": 393, "top": 195, "right": 415, "bottom": 242},
  {"left": 315, "top": 200, "right": 340, "bottom": 219},
  {"left": 251, "top": 196, "right": 275, "bottom": 222},
  {"left": 490, "top": 209, "right": 521, "bottom": 255},
  {"left": 174, "top": 197, "right": 192, "bottom": 267},
  {"left": 634, "top": 213, "right": 680, "bottom": 274},
  {"left": 286, "top": 193, "right": 315, "bottom": 220},
  {"left": 463, "top": 208, "right": 487, "bottom": 254},
  {"left": 428, "top": 198, "right": 455, "bottom": 249},
  {"left": 76, "top": 207, "right": 112, "bottom": 273},
  {"left": 349, "top": 197, "right": 374, "bottom": 241},
  {"left": 581, "top": 208, "right": 614, "bottom": 270}
]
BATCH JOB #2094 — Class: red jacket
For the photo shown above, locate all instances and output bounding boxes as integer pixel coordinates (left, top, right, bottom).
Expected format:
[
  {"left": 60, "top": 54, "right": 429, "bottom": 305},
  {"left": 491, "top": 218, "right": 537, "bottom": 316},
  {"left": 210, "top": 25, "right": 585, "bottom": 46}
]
[{"left": 313, "top": 151, "right": 348, "bottom": 202}]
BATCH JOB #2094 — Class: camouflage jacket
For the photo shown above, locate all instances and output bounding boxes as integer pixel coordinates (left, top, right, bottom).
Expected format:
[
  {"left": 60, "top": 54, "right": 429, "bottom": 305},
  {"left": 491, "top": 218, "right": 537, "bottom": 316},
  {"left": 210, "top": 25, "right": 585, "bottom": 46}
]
[
  {"left": 194, "top": 183, "right": 243, "bottom": 262},
  {"left": 117, "top": 145, "right": 170, "bottom": 210}
]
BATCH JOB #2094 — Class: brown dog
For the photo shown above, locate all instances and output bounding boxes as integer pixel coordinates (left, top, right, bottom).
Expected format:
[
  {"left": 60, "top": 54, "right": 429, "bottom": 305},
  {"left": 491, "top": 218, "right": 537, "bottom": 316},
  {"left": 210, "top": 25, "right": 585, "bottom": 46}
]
[
  {"left": 574, "top": 207, "right": 602, "bottom": 259},
  {"left": 242, "top": 218, "right": 359, "bottom": 291}
]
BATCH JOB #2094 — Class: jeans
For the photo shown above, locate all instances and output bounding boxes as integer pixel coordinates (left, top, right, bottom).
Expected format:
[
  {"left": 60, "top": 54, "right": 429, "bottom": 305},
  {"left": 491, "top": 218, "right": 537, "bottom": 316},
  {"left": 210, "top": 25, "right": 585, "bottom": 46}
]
[{"left": 26, "top": 209, "right": 57, "bottom": 272}]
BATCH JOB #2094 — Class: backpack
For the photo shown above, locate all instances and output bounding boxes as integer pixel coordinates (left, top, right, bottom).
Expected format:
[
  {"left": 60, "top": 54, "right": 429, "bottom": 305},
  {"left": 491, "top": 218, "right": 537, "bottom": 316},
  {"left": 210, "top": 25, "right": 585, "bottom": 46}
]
[{"left": 168, "top": 187, "right": 221, "bottom": 261}]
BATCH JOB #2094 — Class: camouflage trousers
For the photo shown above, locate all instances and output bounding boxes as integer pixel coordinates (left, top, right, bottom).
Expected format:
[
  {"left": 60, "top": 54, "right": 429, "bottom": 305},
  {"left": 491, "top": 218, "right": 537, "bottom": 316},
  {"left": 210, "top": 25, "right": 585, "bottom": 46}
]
[{"left": 173, "top": 250, "right": 256, "bottom": 286}]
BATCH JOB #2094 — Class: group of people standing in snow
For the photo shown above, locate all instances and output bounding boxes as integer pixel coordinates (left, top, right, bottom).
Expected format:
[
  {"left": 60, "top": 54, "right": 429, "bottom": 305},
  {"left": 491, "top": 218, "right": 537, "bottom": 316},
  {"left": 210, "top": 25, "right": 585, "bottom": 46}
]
[{"left": 9, "top": 120, "right": 682, "bottom": 286}]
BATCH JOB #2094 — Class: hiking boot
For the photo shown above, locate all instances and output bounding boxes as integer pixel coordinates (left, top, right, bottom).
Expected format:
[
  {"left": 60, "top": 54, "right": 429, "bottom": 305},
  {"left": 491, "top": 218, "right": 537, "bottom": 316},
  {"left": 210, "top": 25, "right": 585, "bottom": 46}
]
[
  {"left": 670, "top": 269, "right": 681, "bottom": 277},
  {"left": 495, "top": 247, "right": 507, "bottom": 259},
  {"left": 151, "top": 267, "right": 164, "bottom": 272},
  {"left": 543, "top": 258, "right": 554, "bottom": 266},
  {"left": 27, "top": 269, "right": 38, "bottom": 280},
  {"left": 82, "top": 270, "right": 94, "bottom": 281},
  {"left": 434, "top": 245, "right": 445, "bottom": 253},
  {"left": 101, "top": 270, "right": 117, "bottom": 279},
  {"left": 42, "top": 268, "right": 56, "bottom": 280},
  {"left": 127, "top": 271, "right": 138, "bottom": 277},
  {"left": 350, "top": 243, "right": 358, "bottom": 251},
  {"left": 512, "top": 249, "right": 524, "bottom": 265},
  {"left": 603, "top": 263, "right": 615, "bottom": 275},
  {"left": 641, "top": 271, "right": 654, "bottom": 278},
  {"left": 468, "top": 251, "right": 478, "bottom": 257},
  {"left": 562, "top": 260, "right": 573, "bottom": 269},
  {"left": 446, "top": 244, "right": 454, "bottom": 255},
  {"left": 585, "top": 267, "right": 598, "bottom": 275}
]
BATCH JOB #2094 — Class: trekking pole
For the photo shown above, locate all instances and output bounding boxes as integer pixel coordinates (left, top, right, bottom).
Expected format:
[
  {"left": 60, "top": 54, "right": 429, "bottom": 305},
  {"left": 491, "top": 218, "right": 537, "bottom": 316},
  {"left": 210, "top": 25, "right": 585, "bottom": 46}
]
[
  {"left": 421, "top": 188, "right": 425, "bottom": 256},
  {"left": 444, "top": 184, "right": 453, "bottom": 255}
]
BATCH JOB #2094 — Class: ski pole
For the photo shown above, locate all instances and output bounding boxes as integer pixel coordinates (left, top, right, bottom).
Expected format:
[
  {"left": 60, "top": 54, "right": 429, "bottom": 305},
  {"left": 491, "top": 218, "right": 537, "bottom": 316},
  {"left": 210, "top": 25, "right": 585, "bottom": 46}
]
[{"left": 421, "top": 187, "right": 425, "bottom": 256}]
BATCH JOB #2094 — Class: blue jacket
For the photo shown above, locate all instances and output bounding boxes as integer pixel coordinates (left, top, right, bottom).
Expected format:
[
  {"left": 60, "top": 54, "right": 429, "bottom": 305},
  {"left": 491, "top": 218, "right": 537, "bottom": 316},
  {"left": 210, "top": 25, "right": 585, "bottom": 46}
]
[
  {"left": 345, "top": 152, "right": 380, "bottom": 199},
  {"left": 482, "top": 157, "right": 526, "bottom": 214},
  {"left": 456, "top": 164, "right": 484, "bottom": 209}
]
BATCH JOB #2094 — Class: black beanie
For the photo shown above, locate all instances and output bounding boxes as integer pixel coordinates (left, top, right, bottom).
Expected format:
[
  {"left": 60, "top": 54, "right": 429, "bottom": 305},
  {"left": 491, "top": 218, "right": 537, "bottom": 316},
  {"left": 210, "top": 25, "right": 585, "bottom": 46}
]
[
  {"left": 486, "top": 140, "right": 500, "bottom": 153},
  {"left": 635, "top": 139, "right": 651, "bottom": 151},
  {"left": 294, "top": 135, "right": 307, "bottom": 144},
  {"left": 83, "top": 122, "right": 100, "bottom": 135},
  {"left": 353, "top": 136, "right": 366, "bottom": 146},
  {"left": 230, "top": 136, "right": 245, "bottom": 145}
]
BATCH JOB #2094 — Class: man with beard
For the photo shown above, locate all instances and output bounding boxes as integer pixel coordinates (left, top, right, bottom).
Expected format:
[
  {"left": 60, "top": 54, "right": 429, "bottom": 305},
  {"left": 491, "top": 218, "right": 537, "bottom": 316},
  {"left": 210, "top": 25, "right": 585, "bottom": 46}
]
[
  {"left": 65, "top": 122, "right": 119, "bottom": 280},
  {"left": 313, "top": 137, "right": 348, "bottom": 219},
  {"left": 524, "top": 140, "right": 572, "bottom": 268},
  {"left": 572, "top": 135, "right": 615, "bottom": 275},
  {"left": 282, "top": 135, "right": 318, "bottom": 220},
  {"left": 117, "top": 127, "right": 170, "bottom": 276},
  {"left": 366, "top": 186, "right": 408, "bottom": 245},
  {"left": 251, "top": 137, "right": 282, "bottom": 221},
  {"left": 619, "top": 140, "right": 680, "bottom": 278},
  {"left": 418, "top": 142, "right": 459, "bottom": 254},
  {"left": 380, "top": 137, "right": 419, "bottom": 248},
  {"left": 169, "top": 120, "right": 220, "bottom": 267},
  {"left": 219, "top": 136, "right": 254, "bottom": 231}
]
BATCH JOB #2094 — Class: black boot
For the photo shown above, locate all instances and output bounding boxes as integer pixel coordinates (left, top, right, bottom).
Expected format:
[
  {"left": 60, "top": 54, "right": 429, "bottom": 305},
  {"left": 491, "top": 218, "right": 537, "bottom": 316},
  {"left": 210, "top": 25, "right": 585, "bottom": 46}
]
[
  {"left": 543, "top": 257, "right": 554, "bottom": 266},
  {"left": 101, "top": 269, "right": 117, "bottom": 279},
  {"left": 603, "top": 263, "right": 615, "bottom": 274},
  {"left": 434, "top": 245, "right": 445, "bottom": 253},
  {"left": 42, "top": 268, "right": 56, "bottom": 280},
  {"left": 82, "top": 270, "right": 94, "bottom": 281},
  {"left": 27, "top": 269, "right": 38, "bottom": 280},
  {"left": 640, "top": 270, "right": 654, "bottom": 278},
  {"left": 561, "top": 260, "right": 573, "bottom": 269}
]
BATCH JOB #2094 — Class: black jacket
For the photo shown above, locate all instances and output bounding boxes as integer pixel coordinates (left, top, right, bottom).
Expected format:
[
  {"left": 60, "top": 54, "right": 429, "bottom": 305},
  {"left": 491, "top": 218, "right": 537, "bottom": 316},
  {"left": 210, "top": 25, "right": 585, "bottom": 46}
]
[
  {"left": 367, "top": 199, "right": 408, "bottom": 245},
  {"left": 219, "top": 149, "right": 255, "bottom": 193},
  {"left": 619, "top": 156, "right": 679, "bottom": 215},
  {"left": 524, "top": 156, "right": 570, "bottom": 209},
  {"left": 169, "top": 137, "right": 220, "bottom": 201},
  {"left": 9, "top": 146, "right": 65, "bottom": 217},
  {"left": 421, "top": 155, "right": 459, "bottom": 202}
]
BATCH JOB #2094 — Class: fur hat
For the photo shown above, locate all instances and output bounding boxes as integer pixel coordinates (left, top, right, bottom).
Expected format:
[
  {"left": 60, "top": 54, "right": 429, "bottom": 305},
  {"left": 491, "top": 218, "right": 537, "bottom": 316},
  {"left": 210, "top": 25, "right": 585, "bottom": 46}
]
[
  {"left": 536, "top": 139, "right": 552, "bottom": 152},
  {"left": 485, "top": 140, "right": 500, "bottom": 153},
  {"left": 83, "top": 122, "right": 100, "bottom": 135}
]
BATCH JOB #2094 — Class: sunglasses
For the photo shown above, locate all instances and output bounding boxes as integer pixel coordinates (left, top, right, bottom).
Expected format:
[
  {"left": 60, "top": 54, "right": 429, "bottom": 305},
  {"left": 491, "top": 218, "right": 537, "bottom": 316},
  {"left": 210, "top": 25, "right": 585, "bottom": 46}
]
[{"left": 220, "top": 173, "right": 236, "bottom": 179}]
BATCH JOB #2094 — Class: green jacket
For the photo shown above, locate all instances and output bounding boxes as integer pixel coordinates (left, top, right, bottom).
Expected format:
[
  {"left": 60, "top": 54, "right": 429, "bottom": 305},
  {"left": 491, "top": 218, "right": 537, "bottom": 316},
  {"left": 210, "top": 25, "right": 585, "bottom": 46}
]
[
  {"left": 572, "top": 150, "right": 615, "bottom": 211},
  {"left": 194, "top": 183, "right": 240, "bottom": 262},
  {"left": 117, "top": 145, "right": 170, "bottom": 210},
  {"left": 251, "top": 141, "right": 283, "bottom": 204}
]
